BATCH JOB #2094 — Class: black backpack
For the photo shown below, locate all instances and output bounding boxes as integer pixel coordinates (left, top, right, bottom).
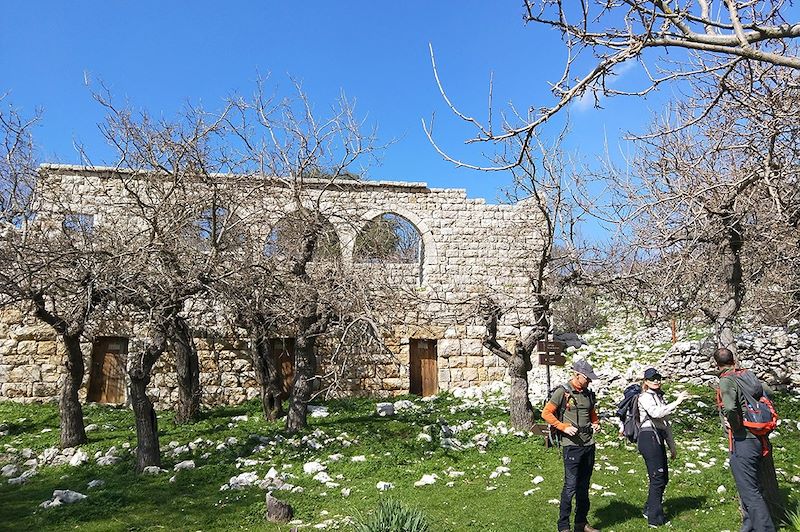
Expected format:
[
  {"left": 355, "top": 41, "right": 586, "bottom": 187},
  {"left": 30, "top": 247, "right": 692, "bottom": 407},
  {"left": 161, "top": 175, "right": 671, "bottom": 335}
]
[{"left": 616, "top": 383, "right": 643, "bottom": 443}]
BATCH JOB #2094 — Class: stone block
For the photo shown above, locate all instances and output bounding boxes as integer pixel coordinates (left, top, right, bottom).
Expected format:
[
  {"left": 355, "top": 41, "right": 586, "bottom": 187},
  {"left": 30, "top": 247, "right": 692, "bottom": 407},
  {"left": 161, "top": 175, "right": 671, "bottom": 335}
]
[
  {"left": 461, "top": 339, "right": 484, "bottom": 356},
  {"left": 438, "top": 339, "right": 460, "bottom": 359},
  {"left": 462, "top": 368, "right": 478, "bottom": 382},
  {"left": 16, "top": 340, "right": 38, "bottom": 358},
  {"left": 466, "top": 355, "right": 484, "bottom": 368},
  {"left": 438, "top": 368, "right": 451, "bottom": 383},
  {"left": 448, "top": 355, "right": 467, "bottom": 369},
  {"left": 37, "top": 341, "right": 57, "bottom": 356},
  {"left": 382, "top": 378, "right": 403, "bottom": 391},
  {"left": 32, "top": 382, "right": 58, "bottom": 397}
]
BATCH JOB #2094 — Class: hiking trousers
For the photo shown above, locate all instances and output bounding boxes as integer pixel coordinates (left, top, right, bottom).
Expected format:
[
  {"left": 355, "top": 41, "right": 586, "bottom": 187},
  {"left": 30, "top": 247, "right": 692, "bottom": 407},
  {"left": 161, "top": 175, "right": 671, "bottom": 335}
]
[
  {"left": 730, "top": 436, "right": 775, "bottom": 532},
  {"left": 638, "top": 428, "right": 669, "bottom": 526},
  {"left": 558, "top": 444, "right": 595, "bottom": 531}
]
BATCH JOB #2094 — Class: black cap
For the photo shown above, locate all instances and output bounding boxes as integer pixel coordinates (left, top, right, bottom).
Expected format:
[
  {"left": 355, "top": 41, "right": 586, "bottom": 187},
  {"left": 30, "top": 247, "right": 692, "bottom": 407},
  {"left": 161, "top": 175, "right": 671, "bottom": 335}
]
[{"left": 643, "top": 367, "right": 663, "bottom": 381}]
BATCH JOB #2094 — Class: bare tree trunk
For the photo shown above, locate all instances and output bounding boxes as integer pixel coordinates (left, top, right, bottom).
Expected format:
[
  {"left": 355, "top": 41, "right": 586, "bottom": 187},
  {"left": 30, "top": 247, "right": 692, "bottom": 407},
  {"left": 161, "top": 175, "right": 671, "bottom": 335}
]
[
  {"left": 253, "top": 332, "right": 284, "bottom": 421},
  {"left": 59, "top": 334, "right": 87, "bottom": 448},
  {"left": 286, "top": 333, "right": 316, "bottom": 434},
  {"left": 716, "top": 219, "right": 745, "bottom": 350},
  {"left": 129, "top": 327, "right": 167, "bottom": 472},
  {"left": 508, "top": 344, "right": 535, "bottom": 431},
  {"left": 172, "top": 315, "right": 201, "bottom": 424}
]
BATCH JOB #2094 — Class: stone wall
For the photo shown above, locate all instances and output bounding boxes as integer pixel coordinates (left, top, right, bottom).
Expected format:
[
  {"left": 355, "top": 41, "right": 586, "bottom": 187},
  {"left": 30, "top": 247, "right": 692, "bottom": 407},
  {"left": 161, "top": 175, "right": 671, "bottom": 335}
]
[
  {"left": 0, "top": 165, "right": 544, "bottom": 407},
  {"left": 658, "top": 327, "right": 800, "bottom": 387}
]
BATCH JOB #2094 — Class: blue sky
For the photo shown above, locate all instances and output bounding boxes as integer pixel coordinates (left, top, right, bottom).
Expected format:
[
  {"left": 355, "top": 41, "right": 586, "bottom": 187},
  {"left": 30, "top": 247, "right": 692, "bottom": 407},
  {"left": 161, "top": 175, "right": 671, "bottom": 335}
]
[{"left": 2, "top": 1, "right": 659, "bottom": 203}]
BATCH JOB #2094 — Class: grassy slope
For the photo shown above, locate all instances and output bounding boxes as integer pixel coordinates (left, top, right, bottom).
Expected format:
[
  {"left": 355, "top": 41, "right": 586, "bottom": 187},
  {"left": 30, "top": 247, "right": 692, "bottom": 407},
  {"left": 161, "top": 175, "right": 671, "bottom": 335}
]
[
  {"left": 1, "top": 311, "right": 799, "bottom": 531},
  {"left": 1, "top": 387, "right": 799, "bottom": 532}
]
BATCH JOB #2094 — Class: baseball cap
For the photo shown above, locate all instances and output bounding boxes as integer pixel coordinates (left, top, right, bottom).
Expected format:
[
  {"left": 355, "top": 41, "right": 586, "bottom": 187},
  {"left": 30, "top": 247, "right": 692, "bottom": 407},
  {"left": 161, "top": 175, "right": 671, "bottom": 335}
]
[
  {"left": 643, "top": 367, "right": 663, "bottom": 381},
  {"left": 572, "top": 359, "right": 599, "bottom": 381}
]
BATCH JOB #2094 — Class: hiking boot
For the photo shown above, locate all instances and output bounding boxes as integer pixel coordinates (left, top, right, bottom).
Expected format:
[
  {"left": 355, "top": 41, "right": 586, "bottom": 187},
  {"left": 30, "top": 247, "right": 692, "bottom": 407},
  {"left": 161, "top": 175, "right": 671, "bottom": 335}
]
[{"left": 575, "top": 524, "right": 600, "bottom": 532}]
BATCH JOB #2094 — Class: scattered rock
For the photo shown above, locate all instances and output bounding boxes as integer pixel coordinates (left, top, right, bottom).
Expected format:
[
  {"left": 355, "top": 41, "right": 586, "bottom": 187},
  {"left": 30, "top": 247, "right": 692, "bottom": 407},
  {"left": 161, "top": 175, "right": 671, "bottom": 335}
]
[
  {"left": 40, "top": 489, "right": 86, "bottom": 508},
  {"left": 1, "top": 464, "right": 20, "bottom": 478},
  {"left": 375, "top": 481, "right": 394, "bottom": 491},
  {"left": 173, "top": 460, "right": 196, "bottom": 471},
  {"left": 87, "top": 480, "right": 105, "bottom": 489},
  {"left": 375, "top": 403, "right": 395, "bottom": 417}
]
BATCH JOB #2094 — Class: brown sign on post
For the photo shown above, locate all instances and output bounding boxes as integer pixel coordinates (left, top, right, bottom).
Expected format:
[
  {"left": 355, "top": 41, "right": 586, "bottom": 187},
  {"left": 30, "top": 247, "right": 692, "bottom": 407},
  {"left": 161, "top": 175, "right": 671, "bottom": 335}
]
[
  {"left": 536, "top": 340, "right": 567, "bottom": 366},
  {"left": 538, "top": 352, "right": 567, "bottom": 366}
]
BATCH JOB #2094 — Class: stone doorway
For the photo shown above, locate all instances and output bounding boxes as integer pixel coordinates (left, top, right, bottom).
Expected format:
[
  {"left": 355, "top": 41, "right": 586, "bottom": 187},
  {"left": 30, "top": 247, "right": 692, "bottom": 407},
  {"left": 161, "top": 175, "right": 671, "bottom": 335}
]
[
  {"left": 270, "top": 338, "right": 295, "bottom": 401},
  {"left": 87, "top": 337, "right": 128, "bottom": 404},
  {"left": 409, "top": 339, "right": 438, "bottom": 396}
]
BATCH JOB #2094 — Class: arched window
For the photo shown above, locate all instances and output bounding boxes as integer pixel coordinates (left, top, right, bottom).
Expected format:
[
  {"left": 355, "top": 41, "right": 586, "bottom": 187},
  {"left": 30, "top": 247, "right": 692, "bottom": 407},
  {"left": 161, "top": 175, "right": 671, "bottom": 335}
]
[
  {"left": 193, "top": 202, "right": 243, "bottom": 251},
  {"left": 264, "top": 211, "right": 341, "bottom": 262},
  {"left": 354, "top": 213, "right": 423, "bottom": 264}
]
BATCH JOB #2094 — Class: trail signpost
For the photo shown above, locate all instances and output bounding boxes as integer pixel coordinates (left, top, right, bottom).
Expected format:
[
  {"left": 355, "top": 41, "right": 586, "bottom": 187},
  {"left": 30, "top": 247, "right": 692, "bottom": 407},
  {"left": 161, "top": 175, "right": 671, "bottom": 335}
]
[{"left": 537, "top": 339, "right": 566, "bottom": 394}]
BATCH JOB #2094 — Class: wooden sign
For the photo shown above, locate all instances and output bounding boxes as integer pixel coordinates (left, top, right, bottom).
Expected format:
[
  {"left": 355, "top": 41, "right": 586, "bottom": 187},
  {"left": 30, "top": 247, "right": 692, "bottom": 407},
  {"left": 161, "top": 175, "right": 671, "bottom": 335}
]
[{"left": 536, "top": 339, "right": 567, "bottom": 366}]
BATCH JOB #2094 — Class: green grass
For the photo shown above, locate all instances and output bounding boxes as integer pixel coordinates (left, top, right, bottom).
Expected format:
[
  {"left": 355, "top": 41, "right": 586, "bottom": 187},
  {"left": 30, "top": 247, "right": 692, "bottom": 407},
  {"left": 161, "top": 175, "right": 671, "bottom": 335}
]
[{"left": 1, "top": 387, "right": 799, "bottom": 531}]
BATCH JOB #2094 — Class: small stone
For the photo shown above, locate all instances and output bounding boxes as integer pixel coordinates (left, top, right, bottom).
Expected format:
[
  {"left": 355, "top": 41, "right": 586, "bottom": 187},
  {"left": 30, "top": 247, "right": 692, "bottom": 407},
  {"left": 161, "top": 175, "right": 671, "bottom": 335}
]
[{"left": 173, "top": 460, "right": 196, "bottom": 471}]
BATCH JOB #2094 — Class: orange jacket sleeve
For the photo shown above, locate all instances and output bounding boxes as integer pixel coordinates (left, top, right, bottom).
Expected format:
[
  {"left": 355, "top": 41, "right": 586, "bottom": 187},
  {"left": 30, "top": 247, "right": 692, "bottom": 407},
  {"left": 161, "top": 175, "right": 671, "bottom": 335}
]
[{"left": 542, "top": 402, "right": 570, "bottom": 431}]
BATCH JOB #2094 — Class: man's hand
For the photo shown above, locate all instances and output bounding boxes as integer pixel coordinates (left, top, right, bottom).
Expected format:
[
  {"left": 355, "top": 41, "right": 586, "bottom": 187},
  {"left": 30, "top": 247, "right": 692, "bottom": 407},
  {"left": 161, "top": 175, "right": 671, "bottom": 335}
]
[
  {"left": 562, "top": 425, "right": 578, "bottom": 436},
  {"left": 591, "top": 422, "right": 601, "bottom": 433}
]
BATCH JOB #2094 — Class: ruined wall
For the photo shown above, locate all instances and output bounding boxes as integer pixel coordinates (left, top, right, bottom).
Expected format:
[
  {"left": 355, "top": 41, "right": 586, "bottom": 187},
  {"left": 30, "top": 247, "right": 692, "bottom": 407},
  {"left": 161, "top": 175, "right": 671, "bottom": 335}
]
[{"left": 0, "top": 165, "right": 543, "bottom": 407}]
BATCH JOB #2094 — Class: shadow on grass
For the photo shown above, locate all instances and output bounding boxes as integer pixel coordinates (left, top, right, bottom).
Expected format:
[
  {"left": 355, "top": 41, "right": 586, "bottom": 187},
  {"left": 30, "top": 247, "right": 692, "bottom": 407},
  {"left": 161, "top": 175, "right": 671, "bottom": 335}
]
[{"left": 593, "top": 495, "right": 707, "bottom": 528}]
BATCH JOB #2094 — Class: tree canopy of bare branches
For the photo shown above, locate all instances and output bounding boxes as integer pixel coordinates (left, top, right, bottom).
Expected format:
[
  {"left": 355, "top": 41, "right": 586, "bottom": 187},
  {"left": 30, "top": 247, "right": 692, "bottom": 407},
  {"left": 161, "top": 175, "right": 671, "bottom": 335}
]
[
  {"left": 425, "top": 1, "right": 800, "bottom": 170},
  {"left": 606, "top": 59, "right": 800, "bottom": 346}
]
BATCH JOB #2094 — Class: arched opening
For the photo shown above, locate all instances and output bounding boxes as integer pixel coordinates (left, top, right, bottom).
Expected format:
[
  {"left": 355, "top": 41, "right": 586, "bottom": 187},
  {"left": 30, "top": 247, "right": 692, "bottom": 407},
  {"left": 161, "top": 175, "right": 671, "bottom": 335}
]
[
  {"left": 264, "top": 211, "right": 341, "bottom": 262},
  {"left": 353, "top": 213, "right": 423, "bottom": 264}
]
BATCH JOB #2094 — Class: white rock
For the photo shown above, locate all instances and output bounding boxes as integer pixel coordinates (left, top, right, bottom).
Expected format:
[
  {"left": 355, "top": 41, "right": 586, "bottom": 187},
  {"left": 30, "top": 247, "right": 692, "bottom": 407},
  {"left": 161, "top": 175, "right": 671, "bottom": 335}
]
[
  {"left": 416, "top": 433, "right": 432, "bottom": 442},
  {"left": 87, "top": 480, "right": 105, "bottom": 489},
  {"left": 142, "top": 466, "right": 162, "bottom": 475},
  {"left": 376, "top": 403, "right": 395, "bottom": 416},
  {"left": 228, "top": 471, "right": 259, "bottom": 489},
  {"left": 532, "top": 475, "right": 544, "bottom": 485},
  {"left": 84, "top": 424, "right": 98, "bottom": 432},
  {"left": 265, "top": 467, "right": 279, "bottom": 479},
  {"left": 231, "top": 415, "right": 249, "bottom": 422},
  {"left": 173, "top": 460, "right": 196, "bottom": 471},
  {"left": 303, "top": 461, "right": 326, "bottom": 474},
  {"left": 376, "top": 481, "right": 394, "bottom": 491},
  {"left": 1, "top": 464, "right": 19, "bottom": 478},
  {"left": 96, "top": 456, "right": 120, "bottom": 466},
  {"left": 393, "top": 399, "right": 415, "bottom": 411},
  {"left": 308, "top": 405, "right": 329, "bottom": 418},
  {"left": 590, "top": 483, "right": 604, "bottom": 490},
  {"left": 313, "top": 471, "right": 333, "bottom": 483},
  {"left": 717, "top": 485, "right": 727, "bottom": 494},
  {"left": 350, "top": 455, "right": 366, "bottom": 462},
  {"left": 341, "top": 488, "right": 351, "bottom": 497},
  {"left": 501, "top": 456, "right": 511, "bottom": 465},
  {"left": 414, "top": 474, "right": 438, "bottom": 487},
  {"left": 69, "top": 450, "right": 89, "bottom": 467},
  {"left": 40, "top": 489, "right": 87, "bottom": 509}
]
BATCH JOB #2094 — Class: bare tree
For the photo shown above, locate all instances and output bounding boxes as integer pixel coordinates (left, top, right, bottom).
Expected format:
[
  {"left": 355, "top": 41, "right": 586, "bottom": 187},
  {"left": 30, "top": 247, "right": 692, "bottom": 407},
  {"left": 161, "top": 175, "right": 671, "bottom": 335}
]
[
  {"left": 87, "top": 93, "right": 249, "bottom": 469},
  {"left": 0, "top": 103, "right": 118, "bottom": 448},
  {"left": 605, "top": 60, "right": 800, "bottom": 347},
  {"left": 224, "top": 82, "right": 385, "bottom": 433},
  {"left": 479, "top": 129, "right": 587, "bottom": 430},
  {"left": 425, "top": 1, "right": 800, "bottom": 170}
]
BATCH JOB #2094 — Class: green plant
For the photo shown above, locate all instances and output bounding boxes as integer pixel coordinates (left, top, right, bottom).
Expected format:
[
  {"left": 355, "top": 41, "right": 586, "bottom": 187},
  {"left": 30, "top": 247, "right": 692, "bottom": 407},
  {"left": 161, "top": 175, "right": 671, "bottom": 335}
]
[
  {"left": 353, "top": 498, "right": 430, "bottom": 532},
  {"left": 785, "top": 507, "right": 800, "bottom": 532}
]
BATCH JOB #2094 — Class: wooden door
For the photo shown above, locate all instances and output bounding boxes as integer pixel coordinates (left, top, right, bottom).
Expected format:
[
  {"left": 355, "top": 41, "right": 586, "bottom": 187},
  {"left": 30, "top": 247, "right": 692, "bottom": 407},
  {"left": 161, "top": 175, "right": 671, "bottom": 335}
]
[
  {"left": 270, "top": 338, "right": 295, "bottom": 400},
  {"left": 87, "top": 337, "right": 128, "bottom": 404},
  {"left": 410, "top": 339, "right": 438, "bottom": 396}
]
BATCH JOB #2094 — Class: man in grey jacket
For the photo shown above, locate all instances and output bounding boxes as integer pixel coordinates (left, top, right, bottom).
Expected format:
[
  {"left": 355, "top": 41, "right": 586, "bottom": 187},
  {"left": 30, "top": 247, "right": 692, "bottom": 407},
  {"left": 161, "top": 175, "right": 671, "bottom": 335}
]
[{"left": 715, "top": 347, "right": 776, "bottom": 532}]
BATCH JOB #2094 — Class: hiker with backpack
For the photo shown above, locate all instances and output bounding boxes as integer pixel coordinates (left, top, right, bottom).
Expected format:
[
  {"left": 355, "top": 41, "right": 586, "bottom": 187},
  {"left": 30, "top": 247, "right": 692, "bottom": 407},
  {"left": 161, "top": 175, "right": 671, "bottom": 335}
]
[
  {"left": 635, "top": 367, "right": 688, "bottom": 527},
  {"left": 542, "top": 359, "right": 602, "bottom": 532},
  {"left": 714, "top": 347, "right": 777, "bottom": 532}
]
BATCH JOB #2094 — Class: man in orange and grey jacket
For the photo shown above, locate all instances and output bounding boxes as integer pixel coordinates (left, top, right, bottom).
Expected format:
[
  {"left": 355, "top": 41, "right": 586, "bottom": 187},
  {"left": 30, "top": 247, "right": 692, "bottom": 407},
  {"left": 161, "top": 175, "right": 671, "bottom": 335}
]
[{"left": 542, "top": 359, "right": 602, "bottom": 532}]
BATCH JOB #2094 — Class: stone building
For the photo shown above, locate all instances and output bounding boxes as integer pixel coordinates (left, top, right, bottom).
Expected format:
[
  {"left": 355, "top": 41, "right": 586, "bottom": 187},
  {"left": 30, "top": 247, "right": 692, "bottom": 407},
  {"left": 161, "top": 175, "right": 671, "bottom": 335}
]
[{"left": 0, "top": 164, "right": 544, "bottom": 408}]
